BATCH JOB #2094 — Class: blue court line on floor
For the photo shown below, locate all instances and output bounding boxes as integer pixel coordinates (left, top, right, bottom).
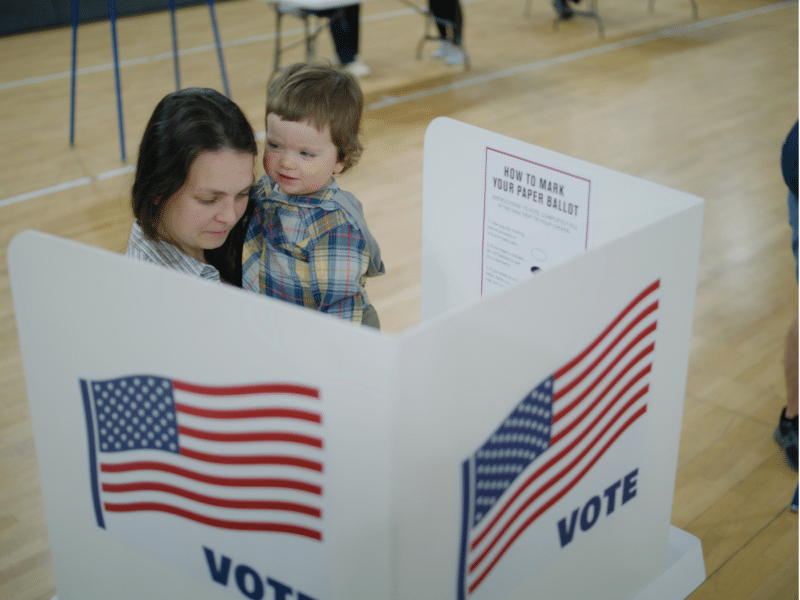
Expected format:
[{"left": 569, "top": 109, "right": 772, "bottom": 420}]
[{"left": 0, "top": 0, "right": 794, "bottom": 209}]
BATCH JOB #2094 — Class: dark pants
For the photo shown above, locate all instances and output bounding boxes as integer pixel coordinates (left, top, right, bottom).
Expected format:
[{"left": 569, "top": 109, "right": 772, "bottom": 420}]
[
  {"left": 315, "top": 4, "right": 360, "bottom": 65},
  {"left": 429, "top": 0, "right": 463, "bottom": 46}
]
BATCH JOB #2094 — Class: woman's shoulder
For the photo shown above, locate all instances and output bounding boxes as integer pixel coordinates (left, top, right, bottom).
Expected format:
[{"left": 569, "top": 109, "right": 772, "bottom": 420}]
[{"left": 125, "top": 221, "right": 220, "bottom": 281}]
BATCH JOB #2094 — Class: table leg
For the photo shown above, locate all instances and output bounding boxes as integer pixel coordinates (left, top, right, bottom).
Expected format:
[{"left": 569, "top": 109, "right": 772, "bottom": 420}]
[
  {"left": 303, "top": 11, "right": 313, "bottom": 60},
  {"left": 108, "top": 0, "right": 126, "bottom": 162},
  {"left": 271, "top": 6, "right": 283, "bottom": 82},
  {"left": 69, "top": 0, "right": 78, "bottom": 147},
  {"left": 169, "top": 0, "right": 180, "bottom": 90},
  {"left": 207, "top": 0, "right": 231, "bottom": 97}
]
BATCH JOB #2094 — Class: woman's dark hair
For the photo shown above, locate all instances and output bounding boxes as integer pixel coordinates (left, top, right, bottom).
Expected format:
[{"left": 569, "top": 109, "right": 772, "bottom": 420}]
[{"left": 131, "top": 88, "right": 257, "bottom": 284}]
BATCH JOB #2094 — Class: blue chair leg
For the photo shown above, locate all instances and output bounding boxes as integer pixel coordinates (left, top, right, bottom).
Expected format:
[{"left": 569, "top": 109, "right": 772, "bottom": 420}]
[
  {"left": 169, "top": 0, "right": 180, "bottom": 90},
  {"left": 207, "top": 0, "right": 230, "bottom": 97},
  {"left": 108, "top": 0, "right": 126, "bottom": 162},
  {"left": 69, "top": 0, "right": 79, "bottom": 147}
]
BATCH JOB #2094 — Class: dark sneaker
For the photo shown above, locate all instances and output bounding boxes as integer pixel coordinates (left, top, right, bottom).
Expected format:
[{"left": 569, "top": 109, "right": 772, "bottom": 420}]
[{"left": 774, "top": 408, "right": 798, "bottom": 471}]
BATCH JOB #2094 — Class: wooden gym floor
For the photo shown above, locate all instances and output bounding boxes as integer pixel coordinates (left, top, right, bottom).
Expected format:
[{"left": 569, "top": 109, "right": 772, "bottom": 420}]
[{"left": 0, "top": 0, "right": 797, "bottom": 597}]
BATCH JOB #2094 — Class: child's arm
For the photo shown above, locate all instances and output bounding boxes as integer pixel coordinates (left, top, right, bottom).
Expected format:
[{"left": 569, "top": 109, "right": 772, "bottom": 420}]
[
  {"left": 307, "top": 219, "right": 373, "bottom": 324},
  {"left": 240, "top": 177, "right": 270, "bottom": 292}
]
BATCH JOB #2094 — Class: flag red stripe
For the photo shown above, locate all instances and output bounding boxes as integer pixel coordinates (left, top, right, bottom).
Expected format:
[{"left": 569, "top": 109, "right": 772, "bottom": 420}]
[
  {"left": 553, "top": 302, "right": 658, "bottom": 400},
  {"left": 468, "top": 362, "right": 651, "bottom": 552},
  {"left": 101, "top": 482, "right": 322, "bottom": 517},
  {"left": 103, "top": 502, "right": 323, "bottom": 540},
  {"left": 175, "top": 403, "right": 321, "bottom": 423},
  {"left": 551, "top": 359, "right": 652, "bottom": 446},
  {"left": 469, "top": 385, "right": 648, "bottom": 559},
  {"left": 553, "top": 326, "right": 656, "bottom": 408},
  {"left": 100, "top": 461, "right": 322, "bottom": 494},
  {"left": 468, "top": 404, "right": 647, "bottom": 593},
  {"left": 178, "top": 446, "right": 323, "bottom": 471},
  {"left": 178, "top": 425, "right": 323, "bottom": 448},
  {"left": 172, "top": 381, "right": 320, "bottom": 399},
  {"left": 553, "top": 280, "right": 659, "bottom": 379}
]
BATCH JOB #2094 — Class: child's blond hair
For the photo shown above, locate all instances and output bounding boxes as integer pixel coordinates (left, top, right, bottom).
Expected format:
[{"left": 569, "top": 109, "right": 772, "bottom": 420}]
[{"left": 267, "top": 62, "right": 364, "bottom": 172}]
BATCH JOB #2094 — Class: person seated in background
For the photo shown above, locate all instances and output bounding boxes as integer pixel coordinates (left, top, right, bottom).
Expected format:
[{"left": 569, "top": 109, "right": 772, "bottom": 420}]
[
  {"left": 126, "top": 88, "right": 257, "bottom": 285},
  {"left": 242, "top": 63, "right": 385, "bottom": 328},
  {"left": 318, "top": 4, "right": 371, "bottom": 77},
  {"left": 428, "top": 0, "right": 466, "bottom": 66}
]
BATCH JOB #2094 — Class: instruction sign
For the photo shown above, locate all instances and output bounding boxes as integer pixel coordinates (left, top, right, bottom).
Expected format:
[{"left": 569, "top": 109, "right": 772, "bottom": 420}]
[{"left": 481, "top": 145, "right": 594, "bottom": 294}]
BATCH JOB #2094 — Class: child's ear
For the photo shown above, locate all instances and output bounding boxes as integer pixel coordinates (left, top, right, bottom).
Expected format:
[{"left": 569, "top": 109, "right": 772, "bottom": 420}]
[{"left": 333, "top": 158, "right": 345, "bottom": 175}]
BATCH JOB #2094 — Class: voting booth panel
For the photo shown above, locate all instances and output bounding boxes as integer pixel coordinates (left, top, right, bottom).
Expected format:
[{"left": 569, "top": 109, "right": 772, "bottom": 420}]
[
  {"left": 8, "top": 117, "right": 705, "bottom": 600},
  {"left": 398, "top": 211, "right": 699, "bottom": 600},
  {"left": 413, "top": 118, "right": 704, "bottom": 600},
  {"left": 8, "top": 235, "right": 395, "bottom": 600}
]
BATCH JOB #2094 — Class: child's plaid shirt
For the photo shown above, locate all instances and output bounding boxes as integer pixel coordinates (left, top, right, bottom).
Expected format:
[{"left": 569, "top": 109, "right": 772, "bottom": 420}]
[{"left": 242, "top": 175, "right": 384, "bottom": 325}]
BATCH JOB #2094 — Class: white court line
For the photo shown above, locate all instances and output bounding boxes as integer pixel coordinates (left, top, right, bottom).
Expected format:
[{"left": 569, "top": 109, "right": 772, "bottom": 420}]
[
  {"left": 0, "top": 166, "right": 135, "bottom": 208},
  {"left": 1, "top": 30, "right": 294, "bottom": 91},
  {"left": 0, "top": 0, "right": 485, "bottom": 91},
  {"left": 366, "top": 1, "right": 796, "bottom": 109},
  {"left": 0, "top": 1, "right": 794, "bottom": 209}
]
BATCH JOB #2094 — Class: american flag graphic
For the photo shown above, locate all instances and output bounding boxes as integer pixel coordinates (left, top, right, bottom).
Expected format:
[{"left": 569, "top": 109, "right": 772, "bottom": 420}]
[
  {"left": 80, "top": 375, "right": 324, "bottom": 542},
  {"left": 458, "top": 280, "right": 659, "bottom": 598}
]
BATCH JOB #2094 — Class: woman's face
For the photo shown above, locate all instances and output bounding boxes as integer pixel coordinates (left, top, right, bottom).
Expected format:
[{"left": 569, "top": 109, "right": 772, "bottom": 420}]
[{"left": 158, "top": 148, "right": 255, "bottom": 262}]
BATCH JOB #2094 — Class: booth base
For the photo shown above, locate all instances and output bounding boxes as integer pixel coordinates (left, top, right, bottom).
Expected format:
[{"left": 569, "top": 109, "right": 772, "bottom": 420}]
[{"left": 629, "top": 526, "right": 706, "bottom": 600}]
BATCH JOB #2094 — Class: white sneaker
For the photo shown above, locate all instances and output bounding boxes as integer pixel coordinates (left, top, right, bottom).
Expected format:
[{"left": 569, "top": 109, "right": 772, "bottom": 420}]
[
  {"left": 342, "top": 60, "right": 371, "bottom": 78},
  {"left": 431, "top": 41, "right": 450, "bottom": 59},
  {"left": 444, "top": 44, "right": 466, "bottom": 66}
]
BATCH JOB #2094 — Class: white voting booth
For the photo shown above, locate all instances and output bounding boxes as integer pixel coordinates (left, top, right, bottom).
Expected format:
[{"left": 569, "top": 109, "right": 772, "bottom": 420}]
[{"left": 9, "top": 117, "right": 705, "bottom": 600}]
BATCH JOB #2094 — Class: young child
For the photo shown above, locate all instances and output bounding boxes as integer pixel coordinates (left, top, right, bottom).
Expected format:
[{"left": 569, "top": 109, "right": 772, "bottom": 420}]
[{"left": 242, "top": 62, "right": 385, "bottom": 328}]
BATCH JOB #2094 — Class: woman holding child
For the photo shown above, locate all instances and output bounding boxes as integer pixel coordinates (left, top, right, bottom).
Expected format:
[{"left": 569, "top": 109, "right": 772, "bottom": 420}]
[{"left": 126, "top": 64, "right": 383, "bottom": 328}]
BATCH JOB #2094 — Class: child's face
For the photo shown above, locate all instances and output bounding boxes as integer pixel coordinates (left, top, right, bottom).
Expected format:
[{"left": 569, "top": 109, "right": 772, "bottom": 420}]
[
  {"left": 264, "top": 114, "right": 345, "bottom": 196},
  {"left": 158, "top": 148, "right": 255, "bottom": 262}
]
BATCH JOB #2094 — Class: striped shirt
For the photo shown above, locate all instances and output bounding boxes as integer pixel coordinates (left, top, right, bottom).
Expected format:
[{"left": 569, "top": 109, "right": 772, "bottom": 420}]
[
  {"left": 125, "top": 221, "right": 221, "bottom": 282},
  {"left": 242, "top": 175, "right": 384, "bottom": 325}
]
